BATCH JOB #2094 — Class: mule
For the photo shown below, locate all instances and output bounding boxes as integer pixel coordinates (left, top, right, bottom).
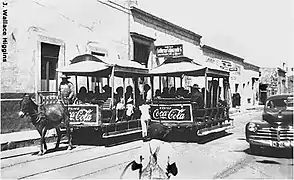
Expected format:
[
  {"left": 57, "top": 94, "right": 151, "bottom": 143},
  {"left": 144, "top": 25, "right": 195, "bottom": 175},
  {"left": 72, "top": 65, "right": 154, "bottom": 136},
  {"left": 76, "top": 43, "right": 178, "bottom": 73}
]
[{"left": 18, "top": 94, "right": 73, "bottom": 155}]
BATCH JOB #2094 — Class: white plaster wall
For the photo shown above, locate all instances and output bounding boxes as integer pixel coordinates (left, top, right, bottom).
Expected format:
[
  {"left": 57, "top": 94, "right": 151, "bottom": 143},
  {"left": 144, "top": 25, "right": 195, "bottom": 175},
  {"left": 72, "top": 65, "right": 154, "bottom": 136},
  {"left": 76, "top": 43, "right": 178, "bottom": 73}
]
[
  {"left": 240, "top": 69, "right": 259, "bottom": 108},
  {"left": 1, "top": 0, "right": 129, "bottom": 93},
  {"left": 131, "top": 17, "right": 204, "bottom": 67}
]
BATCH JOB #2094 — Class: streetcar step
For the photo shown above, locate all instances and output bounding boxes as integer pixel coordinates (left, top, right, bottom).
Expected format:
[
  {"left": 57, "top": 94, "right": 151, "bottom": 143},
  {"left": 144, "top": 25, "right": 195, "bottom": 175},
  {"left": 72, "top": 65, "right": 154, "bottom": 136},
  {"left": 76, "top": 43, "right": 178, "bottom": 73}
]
[
  {"left": 102, "top": 128, "right": 142, "bottom": 138},
  {"left": 197, "top": 123, "right": 234, "bottom": 136}
]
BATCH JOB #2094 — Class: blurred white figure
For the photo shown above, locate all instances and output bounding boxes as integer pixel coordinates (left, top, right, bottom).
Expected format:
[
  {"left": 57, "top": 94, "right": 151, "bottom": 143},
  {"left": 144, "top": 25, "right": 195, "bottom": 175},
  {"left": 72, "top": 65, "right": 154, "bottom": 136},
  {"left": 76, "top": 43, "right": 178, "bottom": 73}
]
[
  {"left": 139, "top": 104, "right": 150, "bottom": 138},
  {"left": 120, "top": 139, "right": 178, "bottom": 179}
]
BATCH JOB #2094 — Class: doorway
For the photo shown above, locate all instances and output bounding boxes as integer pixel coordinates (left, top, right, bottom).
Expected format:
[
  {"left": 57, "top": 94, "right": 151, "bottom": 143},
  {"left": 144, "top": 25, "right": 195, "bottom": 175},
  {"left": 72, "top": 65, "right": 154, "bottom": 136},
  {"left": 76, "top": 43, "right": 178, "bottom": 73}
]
[{"left": 41, "top": 42, "right": 60, "bottom": 91}]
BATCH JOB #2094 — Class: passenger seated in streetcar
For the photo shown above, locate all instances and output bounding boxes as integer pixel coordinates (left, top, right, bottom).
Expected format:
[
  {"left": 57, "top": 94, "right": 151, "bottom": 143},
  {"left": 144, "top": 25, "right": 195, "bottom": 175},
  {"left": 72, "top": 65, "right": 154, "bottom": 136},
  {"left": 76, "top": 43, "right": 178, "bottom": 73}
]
[
  {"left": 183, "top": 89, "right": 190, "bottom": 98},
  {"left": 135, "top": 87, "right": 144, "bottom": 106},
  {"left": 191, "top": 84, "right": 204, "bottom": 109},
  {"left": 86, "top": 91, "right": 94, "bottom": 103},
  {"left": 101, "top": 85, "right": 111, "bottom": 100},
  {"left": 143, "top": 84, "right": 152, "bottom": 104},
  {"left": 176, "top": 87, "right": 185, "bottom": 98},
  {"left": 125, "top": 86, "right": 134, "bottom": 103},
  {"left": 169, "top": 87, "right": 176, "bottom": 98},
  {"left": 76, "top": 86, "right": 87, "bottom": 104},
  {"left": 94, "top": 86, "right": 100, "bottom": 95},
  {"left": 154, "top": 89, "right": 161, "bottom": 98},
  {"left": 161, "top": 87, "right": 169, "bottom": 98},
  {"left": 114, "top": 86, "right": 124, "bottom": 105},
  {"left": 125, "top": 98, "right": 134, "bottom": 121},
  {"left": 114, "top": 87, "right": 125, "bottom": 121}
]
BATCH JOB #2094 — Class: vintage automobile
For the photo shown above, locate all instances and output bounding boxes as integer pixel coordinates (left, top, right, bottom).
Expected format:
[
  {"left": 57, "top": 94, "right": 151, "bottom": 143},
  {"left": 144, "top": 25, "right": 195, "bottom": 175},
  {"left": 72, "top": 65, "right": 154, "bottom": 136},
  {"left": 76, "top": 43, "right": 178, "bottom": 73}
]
[{"left": 245, "top": 94, "right": 294, "bottom": 153}]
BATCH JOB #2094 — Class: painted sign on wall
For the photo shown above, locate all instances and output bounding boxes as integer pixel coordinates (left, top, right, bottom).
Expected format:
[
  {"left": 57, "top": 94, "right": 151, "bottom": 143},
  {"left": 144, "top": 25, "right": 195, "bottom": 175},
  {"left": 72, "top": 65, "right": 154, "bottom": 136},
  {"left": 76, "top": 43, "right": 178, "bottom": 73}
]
[
  {"left": 206, "top": 57, "right": 241, "bottom": 77},
  {"left": 150, "top": 104, "right": 192, "bottom": 122},
  {"left": 68, "top": 105, "right": 99, "bottom": 124},
  {"left": 155, "top": 44, "right": 183, "bottom": 57}
]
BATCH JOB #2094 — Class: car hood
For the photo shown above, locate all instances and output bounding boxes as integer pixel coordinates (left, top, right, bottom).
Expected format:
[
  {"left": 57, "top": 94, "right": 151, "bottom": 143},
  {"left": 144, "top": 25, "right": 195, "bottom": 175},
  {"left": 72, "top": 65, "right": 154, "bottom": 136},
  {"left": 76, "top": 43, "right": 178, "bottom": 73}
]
[{"left": 262, "top": 108, "right": 293, "bottom": 126}]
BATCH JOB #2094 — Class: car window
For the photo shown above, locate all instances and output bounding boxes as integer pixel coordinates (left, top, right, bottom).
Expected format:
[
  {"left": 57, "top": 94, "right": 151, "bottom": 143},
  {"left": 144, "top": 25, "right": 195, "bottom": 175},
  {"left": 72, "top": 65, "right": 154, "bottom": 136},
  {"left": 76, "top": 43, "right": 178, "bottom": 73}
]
[
  {"left": 266, "top": 97, "right": 293, "bottom": 110},
  {"left": 266, "top": 99, "right": 286, "bottom": 109}
]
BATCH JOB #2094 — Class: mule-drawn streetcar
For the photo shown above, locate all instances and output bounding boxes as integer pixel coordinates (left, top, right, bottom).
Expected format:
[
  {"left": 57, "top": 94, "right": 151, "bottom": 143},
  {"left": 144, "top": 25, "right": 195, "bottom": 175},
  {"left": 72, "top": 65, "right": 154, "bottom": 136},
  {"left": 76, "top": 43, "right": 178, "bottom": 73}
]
[
  {"left": 37, "top": 54, "right": 234, "bottom": 144},
  {"left": 146, "top": 56, "right": 234, "bottom": 141},
  {"left": 38, "top": 54, "right": 150, "bottom": 144}
]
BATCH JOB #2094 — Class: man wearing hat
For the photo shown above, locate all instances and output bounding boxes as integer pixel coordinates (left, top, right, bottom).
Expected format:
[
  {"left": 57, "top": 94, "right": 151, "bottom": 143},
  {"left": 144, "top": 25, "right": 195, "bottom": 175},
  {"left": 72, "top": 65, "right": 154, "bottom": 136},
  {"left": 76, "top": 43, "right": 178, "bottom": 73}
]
[
  {"left": 191, "top": 84, "right": 204, "bottom": 109},
  {"left": 58, "top": 74, "right": 75, "bottom": 104}
]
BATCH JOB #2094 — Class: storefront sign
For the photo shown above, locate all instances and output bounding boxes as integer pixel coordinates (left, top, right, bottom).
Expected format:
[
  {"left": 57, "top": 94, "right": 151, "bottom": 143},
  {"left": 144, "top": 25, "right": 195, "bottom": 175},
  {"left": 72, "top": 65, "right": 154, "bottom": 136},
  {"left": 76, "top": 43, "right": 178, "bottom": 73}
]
[
  {"left": 150, "top": 104, "right": 192, "bottom": 122},
  {"left": 206, "top": 57, "right": 241, "bottom": 75},
  {"left": 68, "top": 105, "right": 98, "bottom": 124},
  {"left": 156, "top": 44, "right": 183, "bottom": 57}
]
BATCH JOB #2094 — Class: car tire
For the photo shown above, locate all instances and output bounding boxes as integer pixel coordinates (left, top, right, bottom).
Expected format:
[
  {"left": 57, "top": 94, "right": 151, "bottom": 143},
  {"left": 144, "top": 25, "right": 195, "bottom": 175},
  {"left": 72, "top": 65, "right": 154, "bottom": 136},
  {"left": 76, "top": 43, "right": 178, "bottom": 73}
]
[{"left": 250, "top": 144, "right": 260, "bottom": 154}]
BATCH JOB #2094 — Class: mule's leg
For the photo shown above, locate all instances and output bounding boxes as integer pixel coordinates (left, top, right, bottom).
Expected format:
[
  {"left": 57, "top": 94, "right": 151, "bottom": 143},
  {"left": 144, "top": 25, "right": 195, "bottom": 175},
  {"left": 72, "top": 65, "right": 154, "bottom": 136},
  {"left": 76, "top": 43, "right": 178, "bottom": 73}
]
[
  {"left": 55, "top": 128, "right": 61, "bottom": 149},
  {"left": 65, "top": 119, "right": 73, "bottom": 150},
  {"left": 38, "top": 127, "right": 48, "bottom": 156}
]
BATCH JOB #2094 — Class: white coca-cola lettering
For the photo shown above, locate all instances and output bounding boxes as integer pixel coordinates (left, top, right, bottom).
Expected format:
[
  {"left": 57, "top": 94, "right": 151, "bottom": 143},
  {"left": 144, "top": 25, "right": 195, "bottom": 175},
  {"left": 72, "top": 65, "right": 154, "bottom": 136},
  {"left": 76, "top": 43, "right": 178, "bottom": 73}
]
[
  {"left": 75, "top": 109, "right": 93, "bottom": 122},
  {"left": 153, "top": 109, "right": 168, "bottom": 119},
  {"left": 152, "top": 107, "right": 186, "bottom": 120},
  {"left": 168, "top": 109, "right": 186, "bottom": 119}
]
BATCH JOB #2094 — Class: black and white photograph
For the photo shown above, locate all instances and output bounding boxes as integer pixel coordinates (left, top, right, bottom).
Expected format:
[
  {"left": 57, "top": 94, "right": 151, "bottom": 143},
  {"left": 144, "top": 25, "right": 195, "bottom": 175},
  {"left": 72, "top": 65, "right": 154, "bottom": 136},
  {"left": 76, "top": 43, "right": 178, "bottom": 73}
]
[{"left": 1, "top": 0, "right": 293, "bottom": 179}]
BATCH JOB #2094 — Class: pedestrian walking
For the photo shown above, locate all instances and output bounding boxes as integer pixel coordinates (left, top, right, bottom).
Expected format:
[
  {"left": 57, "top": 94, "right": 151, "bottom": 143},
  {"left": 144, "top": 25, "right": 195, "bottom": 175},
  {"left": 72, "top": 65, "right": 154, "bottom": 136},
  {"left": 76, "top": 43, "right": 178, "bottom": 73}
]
[{"left": 139, "top": 104, "right": 150, "bottom": 139}]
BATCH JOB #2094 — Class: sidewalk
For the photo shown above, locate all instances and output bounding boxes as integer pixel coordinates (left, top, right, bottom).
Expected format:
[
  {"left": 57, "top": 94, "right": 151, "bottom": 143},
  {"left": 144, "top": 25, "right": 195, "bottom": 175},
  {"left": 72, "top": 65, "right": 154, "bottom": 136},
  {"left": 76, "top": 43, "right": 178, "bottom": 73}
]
[
  {"left": 0, "top": 105, "right": 264, "bottom": 152},
  {"left": 0, "top": 129, "right": 60, "bottom": 151}
]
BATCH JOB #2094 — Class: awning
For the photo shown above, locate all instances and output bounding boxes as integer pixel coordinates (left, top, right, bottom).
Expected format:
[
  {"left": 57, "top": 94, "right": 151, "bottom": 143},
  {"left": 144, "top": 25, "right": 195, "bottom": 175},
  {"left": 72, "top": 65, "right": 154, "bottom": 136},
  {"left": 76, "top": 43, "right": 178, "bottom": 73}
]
[
  {"left": 56, "top": 60, "right": 110, "bottom": 74},
  {"left": 149, "top": 56, "right": 205, "bottom": 76},
  {"left": 56, "top": 54, "right": 149, "bottom": 77},
  {"left": 149, "top": 56, "right": 229, "bottom": 77}
]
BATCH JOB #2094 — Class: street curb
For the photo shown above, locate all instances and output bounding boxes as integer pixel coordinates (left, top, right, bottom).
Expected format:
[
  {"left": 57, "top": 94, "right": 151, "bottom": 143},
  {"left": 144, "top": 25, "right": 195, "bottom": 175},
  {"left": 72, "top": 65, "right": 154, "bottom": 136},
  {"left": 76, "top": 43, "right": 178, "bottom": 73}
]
[{"left": 0, "top": 135, "right": 67, "bottom": 152}]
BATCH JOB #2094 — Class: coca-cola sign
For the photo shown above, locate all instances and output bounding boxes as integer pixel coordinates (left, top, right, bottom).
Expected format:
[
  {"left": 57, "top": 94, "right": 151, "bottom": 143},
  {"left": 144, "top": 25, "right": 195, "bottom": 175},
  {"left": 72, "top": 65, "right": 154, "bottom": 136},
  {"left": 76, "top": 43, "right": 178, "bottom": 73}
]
[
  {"left": 150, "top": 104, "right": 192, "bottom": 122},
  {"left": 68, "top": 105, "right": 98, "bottom": 124}
]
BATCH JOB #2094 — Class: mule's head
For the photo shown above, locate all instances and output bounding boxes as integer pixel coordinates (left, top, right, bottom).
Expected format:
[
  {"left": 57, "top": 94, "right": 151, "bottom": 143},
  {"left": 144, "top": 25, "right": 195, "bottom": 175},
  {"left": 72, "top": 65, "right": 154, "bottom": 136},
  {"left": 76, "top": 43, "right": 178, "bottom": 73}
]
[{"left": 19, "top": 94, "right": 34, "bottom": 118}]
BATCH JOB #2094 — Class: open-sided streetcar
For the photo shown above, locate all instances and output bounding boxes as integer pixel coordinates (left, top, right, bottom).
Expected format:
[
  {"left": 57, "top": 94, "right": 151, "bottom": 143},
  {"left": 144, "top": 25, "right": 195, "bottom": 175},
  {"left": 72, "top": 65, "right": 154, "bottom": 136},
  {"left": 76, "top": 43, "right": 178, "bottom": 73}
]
[
  {"left": 38, "top": 54, "right": 149, "bottom": 144},
  {"left": 37, "top": 54, "right": 234, "bottom": 144},
  {"left": 146, "top": 56, "right": 234, "bottom": 140}
]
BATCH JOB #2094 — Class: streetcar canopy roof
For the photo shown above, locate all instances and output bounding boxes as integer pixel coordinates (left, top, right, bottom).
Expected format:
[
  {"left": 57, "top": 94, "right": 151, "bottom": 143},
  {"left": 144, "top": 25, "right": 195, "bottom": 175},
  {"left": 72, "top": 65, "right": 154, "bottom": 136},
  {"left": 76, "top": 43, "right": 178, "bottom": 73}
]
[
  {"left": 56, "top": 54, "right": 148, "bottom": 77},
  {"left": 149, "top": 56, "right": 230, "bottom": 77}
]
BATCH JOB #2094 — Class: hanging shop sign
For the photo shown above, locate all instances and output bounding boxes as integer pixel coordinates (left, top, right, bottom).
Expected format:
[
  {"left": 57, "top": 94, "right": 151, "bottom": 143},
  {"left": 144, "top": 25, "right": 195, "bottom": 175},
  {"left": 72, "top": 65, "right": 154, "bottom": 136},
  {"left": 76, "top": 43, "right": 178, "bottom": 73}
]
[
  {"left": 155, "top": 44, "right": 183, "bottom": 57},
  {"left": 206, "top": 57, "right": 241, "bottom": 75}
]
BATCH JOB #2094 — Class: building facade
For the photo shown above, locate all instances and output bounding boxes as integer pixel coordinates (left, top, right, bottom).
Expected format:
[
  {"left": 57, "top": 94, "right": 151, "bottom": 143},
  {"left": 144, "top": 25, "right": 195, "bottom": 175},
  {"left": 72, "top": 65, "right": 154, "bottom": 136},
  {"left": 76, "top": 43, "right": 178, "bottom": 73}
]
[
  {"left": 259, "top": 67, "right": 287, "bottom": 104},
  {"left": 1, "top": 0, "right": 132, "bottom": 133},
  {"left": 2, "top": 0, "right": 131, "bottom": 97},
  {"left": 1, "top": 0, "right": 261, "bottom": 133},
  {"left": 201, "top": 45, "right": 260, "bottom": 108},
  {"left": 130, "top": 6, "right": 204, "bottom": 90}
]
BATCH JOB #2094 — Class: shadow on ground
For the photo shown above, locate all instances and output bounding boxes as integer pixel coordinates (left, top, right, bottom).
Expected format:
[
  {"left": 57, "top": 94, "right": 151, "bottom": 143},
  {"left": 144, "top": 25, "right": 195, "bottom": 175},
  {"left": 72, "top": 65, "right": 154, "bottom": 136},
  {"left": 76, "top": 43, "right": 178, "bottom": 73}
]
[
  {"left": 30, "top": 145, "right": 78, "bottom": 156},
  {"left": 235, "top": 147, "right": 293, "bottom": 159},
  {"left": 163, "top": 130, "right": 233, "bottom": 144},
  {"left": 71, "top": 127, "right": 142, "bottom": 147}
]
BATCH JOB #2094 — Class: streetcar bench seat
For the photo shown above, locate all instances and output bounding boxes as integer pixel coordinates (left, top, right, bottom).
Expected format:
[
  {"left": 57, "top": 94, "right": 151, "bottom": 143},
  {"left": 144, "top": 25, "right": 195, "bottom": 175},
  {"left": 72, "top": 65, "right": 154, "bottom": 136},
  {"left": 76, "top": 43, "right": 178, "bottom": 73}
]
[
  {"left": 101, "top": 98, "right": 113, "bottom": 123},
  {"left": 193, "top": 109, "right": 207, "bottom": 121}
]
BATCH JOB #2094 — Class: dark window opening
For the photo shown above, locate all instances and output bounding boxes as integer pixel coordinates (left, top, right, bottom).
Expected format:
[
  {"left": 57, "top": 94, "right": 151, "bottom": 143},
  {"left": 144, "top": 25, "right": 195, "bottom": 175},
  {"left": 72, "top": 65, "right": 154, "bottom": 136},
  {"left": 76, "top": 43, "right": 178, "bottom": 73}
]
[
  {"left": 133, "top": 42, "right": 150, "bottom": 67},
  {"left": 41, "top": 42, "right": 60, "bottom": 91},
  {"left": 235, "top": 84, "right": 239, "bottom": 93}
]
